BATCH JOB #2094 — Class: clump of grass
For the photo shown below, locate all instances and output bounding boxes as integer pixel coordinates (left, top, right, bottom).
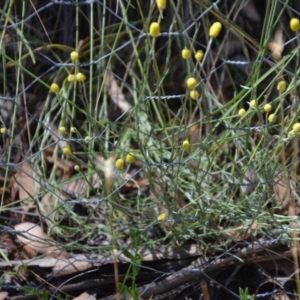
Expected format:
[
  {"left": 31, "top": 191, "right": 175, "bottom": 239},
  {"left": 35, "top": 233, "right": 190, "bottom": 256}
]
[{"left": 1, "top": 0, "right": 300, "bottom": 298}]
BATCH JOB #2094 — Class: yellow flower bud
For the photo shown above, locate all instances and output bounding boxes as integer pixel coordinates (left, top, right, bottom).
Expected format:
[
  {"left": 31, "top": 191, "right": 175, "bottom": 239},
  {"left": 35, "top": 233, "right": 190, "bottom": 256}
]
[
  {"left": 186, "top": 77, "right": 197, "bottom": 89},
  {"left": 74, "top": 165, "right": 80, "bottom": 171},
  {"left": 50, "top": 83, "right": 60, "bottom": 93},
  {"left": 0, "top": 127, "right": 7, "bottom": 134},
  {"left": 115, "top": 158, "right": 125, "bottom": 170},
  {"left": 292, "top": 123, "right": 300, "bottom": 132},
  {"left": 62, "top": 146, "right": 72, "bottom": 155},
  {"left": 84, "top": 136, "right": 91, "bottom": 143},
  {"left": 290, "top": 18, "right": 300, "bottom": 32},
  {"left": 249, "top": 100, "right": 257, "bottom": 108},
  {"left": 70, "top": 51, "right": 79, "bottom": 61},
  {"left": 126, "top": 153, "right": 135, "bottom": 164},
  {"left": 209, "top": 22, "right": 222, "bottom": 38},
  {"left": 76, "top": 72, "right": 86, "bottom": 82},
  {"left": 181, "top": 48, "right": 191, "bottom": 59},
  {"left": 268, "top": 114, "right": 275, "bottom": 122},
  {"left": 59, "top": 126, "right": 66, "bottom": 134},
  {"left": 157, "top": 213, "right": 167, "bottom": 221},
  {"left": 277, "top": 81, "right": 287, "bottom": 92},
  {"left": 67, "top": 74, "right": 75, "bottom": 82},
  {"left": 190, "top": 90, "right": 200, "bottom": 100},
  {"left": 182, "top": 140, "right": 190, "bottom": 151},
  {"left": 264, "top": 104, "right": 272, "bottom": 112},
  {"left": 195, "top": 50, "right": 204, "bottom": 61},
  {"left": 156, "top": 0, "right": 166, "bottom": 9},
  {"left": 70, "top": 127, "right": 77, "bottom": 133},
  {"left": 238, "top": 108, "right": 246, "bottom": 117},
  {"left": 149, "top": 22, "right": 160, "bottom": 38},
  {"left": 288, "top": 130, "right": 297, "bottom": 139}
]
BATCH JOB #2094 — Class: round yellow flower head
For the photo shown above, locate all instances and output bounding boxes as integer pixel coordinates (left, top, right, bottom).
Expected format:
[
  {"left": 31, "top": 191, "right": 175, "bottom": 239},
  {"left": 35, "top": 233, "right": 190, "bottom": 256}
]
[
  {"left": 277, "top": 81, "right": 287, "bottom": 92},
  {"left": 190, "top": 90, "right": 200, "bottom": 100},
  {"left": 0, "top": 127, "right": 6, "bottom": 135},
  {"left": 181, "top": 48, "right": 191, "bottom": 59},
  {"left": 264, "top": 104, "right": 272, "bottom": 112},
  {"left": 149, "top": 22, "right": 160, "bottom": 38},
  {"left": 50, "top": 83, "right": 60, "bottom": 93},
  {"left": 182, "top": 139, "right": 190, "bottom": 151},
  {"left": 84, "top": 136, "right": 91, "bottom": 143},
  {"left": 249, "top": 99, "right": 258, "bottom": 108},
  {"left": 195, "top": 50, "right": 204, "bottom": 61},
  {"left": 67, "top": 74, "right": 75, "bottom": 82},
  {"left": 59, "top": 126, "right": 66, "bottom": 134},
  {"left": 288, "top": 130, "right": 297, "bottom": 139},
  {"left": 156, "top": 0, "right": 166, "bottom": 10},
  {"left": 186, "top": 77, "right": 197, "bottom": 89},
  {"left": 209, "top": 22, "right": 222, "bottom": 38},
  {"left": 76, "top": 72, "right": 86, "bottom": 82},
  {"left": 290, "top": 18, "right": 300, "bottom": 32},
  {"left": 115, "top": 158, "right": 125, "bottom": 170},
  {"left": 126, "top": 153, "right": 135, "bottom": 164},
  {"left": 292, "top": 123, "right": 300, "bottom": 132},
  {"left": 268, "top": 114, "right": 275, "bottom": 122},
  {"left": 238, "top": 108, "right": 246, "bottom": 117},
  {"left": 157, "top": 213, "right": 167, "bottom": 221},
  {"left": 74, "top": 165, "right": 80, "bottom": 171},
  {"left": 62, "top": 146, "right": 72, "bottom": 155},
  {"left": 70, "top": 51, "right": 79, "bottom": 61},
  {"left": 70, "top": 126, "right": 77, "bottom": 133}
]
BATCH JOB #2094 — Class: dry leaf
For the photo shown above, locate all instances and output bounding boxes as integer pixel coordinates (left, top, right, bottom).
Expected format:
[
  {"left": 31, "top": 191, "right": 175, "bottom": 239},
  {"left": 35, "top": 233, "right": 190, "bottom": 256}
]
[
  {"left": 273, "top": 176, "right": 293, "bottom": 211},
  {"left": 0, "top": 292, "right": 8, "bottom": 300},
  {"left": 73, "top": 292, "right": 96, "bottom": 300},
  {"left": 41, "top": 176, "right": 101, "bottom": 213},
  {"left": 241, "top": 166, "right": 255, "bottom": 195},
  {"left": 93, "top": 154, "right": 116, "bottom": 187},
  {"left": 14, "top": 222, "right": 60, "bottom": 255},
  {"left": 268, "top": 26, "right": 285, "bottom": 60},
  {"left": 40, "top": 155, "right": 105, "bottom": 215},
  {"left": 105, "top": 73, "right": 131, "bottom": 113},
  {"left": 14, "top": 162, "right": 38, "bottom": 212},
  {"left": 272, "top": 292, "right": 290, "bottom": 300},
  {"left": 19, "top": 243, "right": 39, "bottom": 259},
  {"left": 61, "top": 173, "right": 102, "bottom": 198},
  {"left": 40, "top": 192, "right": 61, "bottom": 217}
]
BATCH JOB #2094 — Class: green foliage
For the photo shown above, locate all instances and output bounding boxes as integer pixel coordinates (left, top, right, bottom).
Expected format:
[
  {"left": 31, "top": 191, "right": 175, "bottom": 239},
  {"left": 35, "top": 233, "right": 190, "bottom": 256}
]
[
  {"left": 118, "top": 230, "right": 143, "bottom": 299},
  {"left": 1, "top": 0, "right": 300, "bottom": 298},
  {"left": 239, "top": 287, "right": 255, "bottom": 300},
  {"left": 19, "top": 286, "right": 70, "bottom": 300}
]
